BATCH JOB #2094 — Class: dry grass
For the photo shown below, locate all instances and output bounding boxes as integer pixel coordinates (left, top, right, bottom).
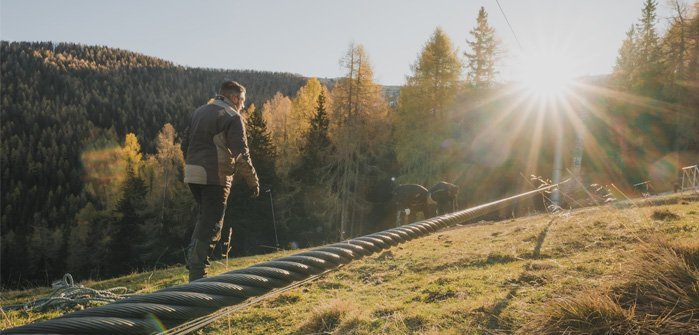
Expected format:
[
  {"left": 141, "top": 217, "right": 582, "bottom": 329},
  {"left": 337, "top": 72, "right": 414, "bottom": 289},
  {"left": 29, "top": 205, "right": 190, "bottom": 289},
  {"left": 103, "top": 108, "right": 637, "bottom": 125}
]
[
  {"left": 522, "top": 238, "right": 699, "bottom": 334},
  {"left": 651, "top": 209, "right": 681, "bottom": 221},
  {"left": 295, "top": 300, "right": 355, "bottom": 334},
  {"left": 522, "top": 292, "right": 638, "bottom": 334},
  {"left": 2, "top": 195, "right": 698, "bottom": 334}
]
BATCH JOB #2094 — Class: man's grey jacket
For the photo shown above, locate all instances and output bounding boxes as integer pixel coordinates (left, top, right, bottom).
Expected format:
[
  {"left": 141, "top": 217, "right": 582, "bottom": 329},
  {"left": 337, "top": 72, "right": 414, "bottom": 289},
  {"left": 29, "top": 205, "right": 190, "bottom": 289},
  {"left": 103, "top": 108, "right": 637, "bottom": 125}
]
[{"left": 183, "top": 97, "right": 258, "bottom": 190}]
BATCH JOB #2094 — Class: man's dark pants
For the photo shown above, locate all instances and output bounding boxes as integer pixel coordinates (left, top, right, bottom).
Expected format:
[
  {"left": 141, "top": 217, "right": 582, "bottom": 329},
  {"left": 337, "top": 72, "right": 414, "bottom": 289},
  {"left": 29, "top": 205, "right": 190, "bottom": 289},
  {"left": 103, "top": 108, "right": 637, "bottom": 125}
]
[{"left": 187, "top": 183, "right": 231, "bottom": 282}]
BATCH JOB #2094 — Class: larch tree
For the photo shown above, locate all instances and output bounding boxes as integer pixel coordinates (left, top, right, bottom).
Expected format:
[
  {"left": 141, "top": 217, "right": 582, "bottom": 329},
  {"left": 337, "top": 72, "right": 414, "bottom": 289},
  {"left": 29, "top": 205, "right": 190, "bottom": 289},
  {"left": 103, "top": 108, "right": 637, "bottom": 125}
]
[
  {"left": 290, "top": 78, "right": 327, "bottom": 148},
  {"left": 329, "top": 43, "right": 391, "bottom": 239},
  {"left": 140, "top": 123, "right": 191, "bottom": 265},
  {"left": 613, "top": 25, "right": 638, "bottom": 89},
  {"left": 262, "top": 92, "right": 294, "bottom": 177},
  {"left": 122, "top": 132, "right": 144, "bottom": 176},
  {"left": 465, "top": 7, "right": 500, "bottom": 88},
  {"left": 143, "top": 124, "right": 184, "bottom": 205},
  {"left": 662, "top": 0, "right": 692, "bottom": 86},
  {"left": 394, "top": 28, "right": 462, "bottom": 184},
  {"left": 661, "top": 0, "right": 699, "bottom": 153}
]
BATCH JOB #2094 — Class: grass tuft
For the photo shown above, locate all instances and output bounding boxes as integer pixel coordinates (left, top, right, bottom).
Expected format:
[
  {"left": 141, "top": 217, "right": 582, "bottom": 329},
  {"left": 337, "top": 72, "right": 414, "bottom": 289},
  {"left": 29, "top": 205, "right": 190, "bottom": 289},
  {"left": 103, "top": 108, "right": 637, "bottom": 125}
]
[
  {"left": 265, "top": 293, "right": 301, "bottom": 308},
  {"left": 616, "top": 239, "right": 699, "bottom": 321},
  {"left": 522, "top": 292, "right": 637, "bottom": 334},
  {"left": 524, "top": 238, "right": 699, "bottom": 334},
  {"left": 415, "top": 284, "right": 459, "bottom": 303},
  {"left": 651, "top": 209, "right": 681, "bottom": 221},
  {"left": 524, "top": 260, "right": 559, "bottom": 271},
  {"left": 485, "top": 252, "right": 518, "bottom": 265},
  {"left": 296, "top": 299, "right": 354, "bottom": 334}
]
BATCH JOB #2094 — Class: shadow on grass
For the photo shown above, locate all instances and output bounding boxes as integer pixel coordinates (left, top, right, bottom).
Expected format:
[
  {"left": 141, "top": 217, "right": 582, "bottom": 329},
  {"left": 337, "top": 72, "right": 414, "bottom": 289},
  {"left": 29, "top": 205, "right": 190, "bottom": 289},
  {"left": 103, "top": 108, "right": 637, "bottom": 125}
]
[
  {"left": 485, "top": 219, "right": 556, "bottom": 330},
  {"left": 486, "top": 286, "right": 519, "bottom": 330},
  {"left": 532, "top": 219, "right": 555, "bottom": 259}
]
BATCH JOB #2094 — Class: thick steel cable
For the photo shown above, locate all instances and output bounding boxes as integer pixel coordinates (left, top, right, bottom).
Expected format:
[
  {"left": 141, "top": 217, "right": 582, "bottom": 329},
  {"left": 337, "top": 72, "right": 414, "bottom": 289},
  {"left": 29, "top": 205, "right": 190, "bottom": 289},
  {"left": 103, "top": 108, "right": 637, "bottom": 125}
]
[
  {"left": 162, "top": 266, "right": 342, "bottom": 335},
  {"left": 2, "top": 182, "right": 565, "bottom": 335}
]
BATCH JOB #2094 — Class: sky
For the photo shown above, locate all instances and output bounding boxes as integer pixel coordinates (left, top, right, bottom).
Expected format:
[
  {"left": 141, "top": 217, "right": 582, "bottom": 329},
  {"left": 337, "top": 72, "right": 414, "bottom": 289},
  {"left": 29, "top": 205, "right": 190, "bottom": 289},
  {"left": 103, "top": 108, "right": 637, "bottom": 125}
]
[{"left": 0, "top": 0, "right": 677, "bottom": 86}]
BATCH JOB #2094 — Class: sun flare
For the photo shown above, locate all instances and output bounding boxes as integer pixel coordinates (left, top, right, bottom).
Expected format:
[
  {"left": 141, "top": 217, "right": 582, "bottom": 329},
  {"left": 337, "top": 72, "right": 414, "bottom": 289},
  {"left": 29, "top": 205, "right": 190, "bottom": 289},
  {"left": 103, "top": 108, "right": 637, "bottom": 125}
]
[{"left": 514, "top": 49, "right": 578, "bottom": 100}]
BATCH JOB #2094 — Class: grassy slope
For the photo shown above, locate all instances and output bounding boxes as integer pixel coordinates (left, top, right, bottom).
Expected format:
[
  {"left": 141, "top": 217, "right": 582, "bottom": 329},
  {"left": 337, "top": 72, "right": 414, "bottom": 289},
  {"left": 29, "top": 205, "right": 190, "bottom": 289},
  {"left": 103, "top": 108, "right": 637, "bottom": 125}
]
[{"left": 2, "top": 195, "right": 698, "bottom": 334}]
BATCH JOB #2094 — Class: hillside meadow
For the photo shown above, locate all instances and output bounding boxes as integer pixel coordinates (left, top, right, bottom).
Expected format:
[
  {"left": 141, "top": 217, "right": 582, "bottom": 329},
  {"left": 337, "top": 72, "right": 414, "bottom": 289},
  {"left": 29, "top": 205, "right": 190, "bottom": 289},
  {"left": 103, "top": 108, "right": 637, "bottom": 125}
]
[{"left": 2, "top": 193, "right": 698, "bottom": 334}]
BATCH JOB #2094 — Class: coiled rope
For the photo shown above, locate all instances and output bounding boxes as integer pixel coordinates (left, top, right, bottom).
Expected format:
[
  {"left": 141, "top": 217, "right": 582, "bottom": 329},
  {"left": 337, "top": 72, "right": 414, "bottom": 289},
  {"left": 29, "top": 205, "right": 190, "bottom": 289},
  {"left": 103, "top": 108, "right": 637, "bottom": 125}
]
[
  {"left": 3, "top": 182, "right": 564, "bottom": 335},
  {"left": 2, "top": 274, "right": 129, "bottom": 313}
]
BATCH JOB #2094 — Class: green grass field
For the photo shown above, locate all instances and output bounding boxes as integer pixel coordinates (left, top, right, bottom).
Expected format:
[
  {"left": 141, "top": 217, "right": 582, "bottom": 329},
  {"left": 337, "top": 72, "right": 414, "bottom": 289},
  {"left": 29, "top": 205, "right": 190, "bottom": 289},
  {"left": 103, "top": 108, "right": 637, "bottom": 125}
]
[{"left": 3, "top": 194, "right": 698, "bottom": 334}]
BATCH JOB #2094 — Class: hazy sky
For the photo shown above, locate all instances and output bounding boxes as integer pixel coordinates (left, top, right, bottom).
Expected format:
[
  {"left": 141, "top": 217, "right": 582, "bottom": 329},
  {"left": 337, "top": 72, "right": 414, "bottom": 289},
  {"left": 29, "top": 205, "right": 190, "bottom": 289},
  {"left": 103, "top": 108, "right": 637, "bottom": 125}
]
[{"left": 0, "top": 0, "right": 677, "bottom": 85}]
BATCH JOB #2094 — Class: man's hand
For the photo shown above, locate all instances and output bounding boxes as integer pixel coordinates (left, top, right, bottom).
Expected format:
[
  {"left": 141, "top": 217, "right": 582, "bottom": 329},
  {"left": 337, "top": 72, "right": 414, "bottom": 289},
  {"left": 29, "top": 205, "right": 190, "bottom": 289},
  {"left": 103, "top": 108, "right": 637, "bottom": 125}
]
[{"left": 250, "top": 185, "right": 260, "bottom": 198}]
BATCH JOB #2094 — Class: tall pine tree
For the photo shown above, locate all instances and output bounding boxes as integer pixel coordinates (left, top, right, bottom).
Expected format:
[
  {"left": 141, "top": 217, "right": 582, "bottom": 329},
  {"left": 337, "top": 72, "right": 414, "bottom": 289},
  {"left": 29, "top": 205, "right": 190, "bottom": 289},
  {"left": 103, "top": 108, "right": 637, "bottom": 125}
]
[
  {"left": 465, "top": 7, "right": 500, "bottom": 88},
  {"left": 635, "top": 0, "right": 663, "bottom": 96},
  {"left": 246, "top": 104, "right": 278, "bottom": 186},
  {"left": 295, "top": 91, "right": 332, "bottom": 182},
  {"left": 222, "top": 104, "right": 282, "bottom": 257},
  {"left": 108, "top": 165, "right": 149, "bottom": 275}
]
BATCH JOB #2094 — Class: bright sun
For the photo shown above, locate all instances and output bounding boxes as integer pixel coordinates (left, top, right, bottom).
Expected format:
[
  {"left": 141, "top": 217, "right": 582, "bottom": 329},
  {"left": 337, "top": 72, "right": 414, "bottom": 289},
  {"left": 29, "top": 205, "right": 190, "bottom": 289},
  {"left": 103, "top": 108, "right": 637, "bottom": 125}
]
[{"left": 514, "top": 49, "right": 578, "bottom": 99}]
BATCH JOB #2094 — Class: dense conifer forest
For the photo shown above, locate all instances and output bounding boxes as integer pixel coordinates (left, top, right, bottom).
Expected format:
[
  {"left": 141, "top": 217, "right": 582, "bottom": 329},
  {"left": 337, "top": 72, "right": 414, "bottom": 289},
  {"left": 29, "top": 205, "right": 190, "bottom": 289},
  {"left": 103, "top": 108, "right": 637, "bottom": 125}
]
[
  {"left": 0, "top": 42, "right": 307, "bottom": 286},
  {"left": 1, "top": 1, "right": 697, "bottom": 288}
]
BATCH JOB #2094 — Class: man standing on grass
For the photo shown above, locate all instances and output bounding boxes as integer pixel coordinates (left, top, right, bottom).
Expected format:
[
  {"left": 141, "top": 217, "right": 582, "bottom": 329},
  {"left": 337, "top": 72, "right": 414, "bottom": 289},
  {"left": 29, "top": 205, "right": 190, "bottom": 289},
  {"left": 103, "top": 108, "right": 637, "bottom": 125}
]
[{"left": 183, "top": 80, "right": 259, "bottom": 282}]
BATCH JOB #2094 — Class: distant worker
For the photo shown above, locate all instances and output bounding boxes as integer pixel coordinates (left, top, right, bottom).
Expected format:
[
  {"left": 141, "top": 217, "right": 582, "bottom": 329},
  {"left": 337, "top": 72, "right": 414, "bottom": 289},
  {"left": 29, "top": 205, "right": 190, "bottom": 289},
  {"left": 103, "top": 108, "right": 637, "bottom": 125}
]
[
  {"left": 429, "top": 181, "right": 459, "bottom": 215},
  {"left": 183, "top": 80, "right": 259, "bottom": 282},
  {"left": 393, "top": 184, "right": 434, "bottom": 226}
]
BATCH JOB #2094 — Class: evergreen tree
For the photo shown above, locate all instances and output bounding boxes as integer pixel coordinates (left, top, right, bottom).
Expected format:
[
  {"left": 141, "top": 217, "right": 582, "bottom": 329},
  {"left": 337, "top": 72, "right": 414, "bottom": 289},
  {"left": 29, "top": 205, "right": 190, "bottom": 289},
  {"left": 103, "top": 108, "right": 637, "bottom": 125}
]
[
  {"left": 285, "top": 91, "right": 339, "bottom": 244},
  {"left": 295, "top": 91, "right": 332, "bottom": 182},
  {"left": 222, "top": 104, "right": 282, "bottom": 257},
  {"left": 22, "top": 222, "right": 64, "bottom": 280},
  {"left": 106, "top": 133, "right": 150, "bottom": 275},
  {"left": 465, "top": 7, "right": 500, "bottom": 88},
  {"left": 0, "top": 41, "right": 309, "bottom": 286},
  {"left": 246, "top": 104, "right": 278, "bottom": 186},
  {"left": 635, "top": 0, "right": 663, "bottom": 96},
  {"left": 108, "top": 165, "right": 149, "bottom": 275},
  {"left": 290, "top": 78, "right": 326, "bottom": 158},
  {"left": 395, "top": 28, "right": 462, "bottom": 184},
  {"left": 66, "top": 203, "right": 97, "bottom": 275}
]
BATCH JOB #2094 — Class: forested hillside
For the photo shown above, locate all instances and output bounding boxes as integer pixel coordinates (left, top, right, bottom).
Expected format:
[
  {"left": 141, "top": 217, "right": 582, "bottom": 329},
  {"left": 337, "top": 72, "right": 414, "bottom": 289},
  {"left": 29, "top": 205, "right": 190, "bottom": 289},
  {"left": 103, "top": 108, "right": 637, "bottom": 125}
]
[
  {"left": 1, "top": 0, "right": 697, "bottom": 289},
  {"left": 0, "top": 42, "right": 307, "bottom": 286}
]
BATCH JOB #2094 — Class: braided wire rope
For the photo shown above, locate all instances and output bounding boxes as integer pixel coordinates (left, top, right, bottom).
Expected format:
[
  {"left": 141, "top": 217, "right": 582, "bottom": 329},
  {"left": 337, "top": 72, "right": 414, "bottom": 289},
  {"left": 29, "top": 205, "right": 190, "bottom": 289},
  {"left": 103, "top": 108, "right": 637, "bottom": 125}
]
[
  {"left": 3, "top": 182, "right": 564, "bottom": 335},
  {"left": 162, "top": 266, "right": 342, "bottom": 335}
]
